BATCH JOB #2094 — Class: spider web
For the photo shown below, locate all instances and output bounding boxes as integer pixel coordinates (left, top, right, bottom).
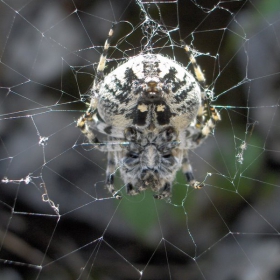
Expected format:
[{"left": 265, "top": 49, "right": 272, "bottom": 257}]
[{"left": 1, "top": 0, "right": 280, "bottom": 279}]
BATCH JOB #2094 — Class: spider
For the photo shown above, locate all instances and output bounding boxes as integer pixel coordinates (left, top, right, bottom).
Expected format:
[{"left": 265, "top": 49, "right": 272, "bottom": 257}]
[{"left": 77, "top": 26, "right": 221, "bottom": 199}]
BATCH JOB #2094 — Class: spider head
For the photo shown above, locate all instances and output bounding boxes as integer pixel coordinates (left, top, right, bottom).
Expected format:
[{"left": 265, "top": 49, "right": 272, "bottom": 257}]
[{"left": 120, "top": 126, "right": 182, "bottom": 198}]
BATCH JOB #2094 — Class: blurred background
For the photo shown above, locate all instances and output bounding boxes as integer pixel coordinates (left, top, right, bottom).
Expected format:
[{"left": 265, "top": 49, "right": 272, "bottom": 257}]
[{"left": 0, "top": 0, "right": 280, "bottom": 279}]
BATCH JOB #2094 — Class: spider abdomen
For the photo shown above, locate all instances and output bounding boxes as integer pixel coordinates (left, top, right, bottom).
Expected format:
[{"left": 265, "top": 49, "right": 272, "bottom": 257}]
[{"left": 97, "top": 54, "right": 201, "bottom": 131}]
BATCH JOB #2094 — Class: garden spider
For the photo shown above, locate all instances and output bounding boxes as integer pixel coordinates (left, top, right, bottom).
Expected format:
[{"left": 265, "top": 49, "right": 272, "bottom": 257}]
[{"left": 77, "top": 26, "right": 220, "bottom": 199}]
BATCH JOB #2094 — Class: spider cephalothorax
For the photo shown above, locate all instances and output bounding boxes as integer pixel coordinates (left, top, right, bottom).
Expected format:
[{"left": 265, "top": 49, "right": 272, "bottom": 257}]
[
  {"left": 77, "top": 26, "right": 221, "bottom": 199},
  {"left": 117, "top": 126, "right": 181, "bottom": 199}
]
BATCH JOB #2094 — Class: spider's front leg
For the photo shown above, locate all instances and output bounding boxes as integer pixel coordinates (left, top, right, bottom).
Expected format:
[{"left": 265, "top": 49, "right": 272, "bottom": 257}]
[
  {"left": 182, "top": 150, "right": 204, "bottom": 189},
  {"left": 77, "top": 108, "right": 125, "bottom": 152},
  {"left": 194, "top": 104, "right": 221, "bottom": 145},
  {"left": 153, "top": 182, "right": 172, "bottom": 200}
]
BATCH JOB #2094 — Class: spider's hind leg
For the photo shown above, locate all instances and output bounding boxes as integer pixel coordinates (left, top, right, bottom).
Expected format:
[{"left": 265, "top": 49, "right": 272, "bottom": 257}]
[
  {"left": 182, "top": 150, "right": 204, "bottom": 189},
  {"left": 105, "top": 151, "right": 122, "bottom": 199}
]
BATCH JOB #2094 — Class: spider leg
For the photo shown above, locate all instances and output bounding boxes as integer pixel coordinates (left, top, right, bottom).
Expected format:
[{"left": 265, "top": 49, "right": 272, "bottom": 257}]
[
  {"left": 77, "top": 109, "right": 110, "bottom": 151},
  {"left": 183, "top": 45, "right": 206, "bottom": 86},
  {"left": 153, "top": 182, "right": 172, "bottom": 199},
  {"left": 93, "top": 24, "right": 115, "bottom": 91},
  {"left": 77, "top": 25, "right": 120, "bottom": 151},
  {"left": 175, "top": 44, "right": 220, "bottom": 190},
  {"left": 182, "top": 150, "right": 204, "bottom": 189},
  {"left": 183, "top": 44, "right": 221, "bottom": 143},
  {"left": 195, "top": 106, "right": 221, "bottom": 144},
  {"left": 77, "top": 109, "right": 126, "bottom": 152},
  {"left": 106, "top": 151, "right": 122, "bottom": 199},
  {"left": 126, "top": 183, "right": 140, "bottom": 196},
  {"left": 77, "top": 109, "right": 100, "bottom": 142}
]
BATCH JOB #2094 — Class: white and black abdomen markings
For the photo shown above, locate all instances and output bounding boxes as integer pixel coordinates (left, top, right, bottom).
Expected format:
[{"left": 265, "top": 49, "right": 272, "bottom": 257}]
[{"left": 97, "top": 54, "right": 201, "bottom": 133}]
